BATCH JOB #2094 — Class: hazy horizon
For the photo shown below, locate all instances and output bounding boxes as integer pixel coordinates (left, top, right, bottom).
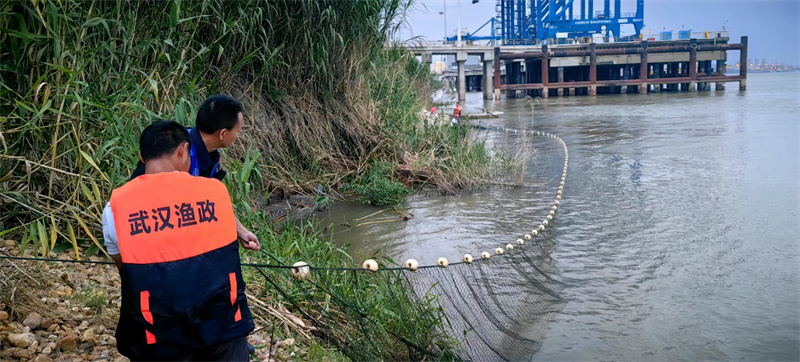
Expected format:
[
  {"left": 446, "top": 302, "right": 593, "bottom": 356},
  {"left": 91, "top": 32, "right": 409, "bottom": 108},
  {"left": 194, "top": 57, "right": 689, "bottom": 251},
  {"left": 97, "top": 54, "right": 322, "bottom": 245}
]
[{"left": 405, "top": 0, "right": 800, "bottom": 65}]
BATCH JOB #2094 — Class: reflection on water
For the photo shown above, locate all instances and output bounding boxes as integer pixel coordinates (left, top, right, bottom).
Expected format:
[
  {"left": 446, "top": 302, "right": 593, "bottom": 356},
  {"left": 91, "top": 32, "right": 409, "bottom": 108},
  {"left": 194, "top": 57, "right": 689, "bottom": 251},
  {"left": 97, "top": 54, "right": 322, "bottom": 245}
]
[{"left": 319, "top": 73, "right": 800, "bottom": 360}]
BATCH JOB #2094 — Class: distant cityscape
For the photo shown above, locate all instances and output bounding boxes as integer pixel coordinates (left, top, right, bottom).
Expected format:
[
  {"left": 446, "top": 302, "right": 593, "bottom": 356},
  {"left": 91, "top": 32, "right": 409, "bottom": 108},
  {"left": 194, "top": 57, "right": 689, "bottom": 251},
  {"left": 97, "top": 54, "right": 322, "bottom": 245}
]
[{"left": 730, "top": 58, "right": 799, "bottom": 73}]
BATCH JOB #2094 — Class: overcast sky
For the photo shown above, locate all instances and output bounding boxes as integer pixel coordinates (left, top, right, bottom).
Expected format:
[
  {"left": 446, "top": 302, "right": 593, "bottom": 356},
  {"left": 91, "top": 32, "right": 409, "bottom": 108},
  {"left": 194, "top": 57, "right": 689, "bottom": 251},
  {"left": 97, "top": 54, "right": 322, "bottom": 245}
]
[{"left": 404, "top": 0, "right": 800, "bottom": 65}]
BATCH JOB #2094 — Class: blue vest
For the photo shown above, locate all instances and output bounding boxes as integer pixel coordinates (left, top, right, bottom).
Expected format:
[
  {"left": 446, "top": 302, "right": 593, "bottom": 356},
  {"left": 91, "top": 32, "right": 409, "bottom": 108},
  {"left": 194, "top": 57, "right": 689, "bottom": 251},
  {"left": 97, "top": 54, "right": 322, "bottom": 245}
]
[{"left": 187, "top": 127, "right": 220, "bottom": 179}]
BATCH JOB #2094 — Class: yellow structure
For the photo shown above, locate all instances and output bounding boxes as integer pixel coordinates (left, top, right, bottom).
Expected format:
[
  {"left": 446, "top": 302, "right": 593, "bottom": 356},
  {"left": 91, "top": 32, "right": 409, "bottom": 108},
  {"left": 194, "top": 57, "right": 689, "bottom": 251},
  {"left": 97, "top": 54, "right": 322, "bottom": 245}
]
[{"left": 434, "top": 61, "right": 447, "bottom": 74}]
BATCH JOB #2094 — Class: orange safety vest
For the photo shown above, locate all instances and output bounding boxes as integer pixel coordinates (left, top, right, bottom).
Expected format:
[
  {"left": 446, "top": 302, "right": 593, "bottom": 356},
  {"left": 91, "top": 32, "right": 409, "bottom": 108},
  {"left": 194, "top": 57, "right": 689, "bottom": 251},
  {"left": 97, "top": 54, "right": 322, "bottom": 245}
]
[
  {"left": 454, "top": 106, "right": 462, "bottom": 118},
  {"left": 109, "top": 172, "right": 253, "bottom": 359}
]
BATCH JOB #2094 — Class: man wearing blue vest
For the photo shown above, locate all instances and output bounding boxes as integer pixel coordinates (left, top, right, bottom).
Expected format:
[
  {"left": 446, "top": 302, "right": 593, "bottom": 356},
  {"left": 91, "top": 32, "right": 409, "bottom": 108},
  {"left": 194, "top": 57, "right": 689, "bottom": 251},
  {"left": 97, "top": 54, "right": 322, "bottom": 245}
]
[
  {"left": 104, "top": 121, "right": 255, "bottom": 360},
  {"left": 131, "top": 95, "right": 260, "bottom": 252}
]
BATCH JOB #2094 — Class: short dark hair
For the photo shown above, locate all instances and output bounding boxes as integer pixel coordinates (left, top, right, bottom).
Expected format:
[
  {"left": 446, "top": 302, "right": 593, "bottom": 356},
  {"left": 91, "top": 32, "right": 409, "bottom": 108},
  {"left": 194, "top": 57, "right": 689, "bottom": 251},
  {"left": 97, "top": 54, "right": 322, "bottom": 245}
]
[
  {"left": 140, "top": 120, "right": 191, "bottom": 163},
  {"left": 195, "top": 95, "right": 244, "bottom": 133}
]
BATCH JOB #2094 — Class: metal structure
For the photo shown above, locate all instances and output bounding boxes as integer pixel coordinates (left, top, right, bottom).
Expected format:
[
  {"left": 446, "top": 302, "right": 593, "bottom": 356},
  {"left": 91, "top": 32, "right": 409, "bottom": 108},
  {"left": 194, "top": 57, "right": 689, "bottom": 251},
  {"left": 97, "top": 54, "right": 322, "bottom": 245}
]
[
  {"left": 470, "top": 0, "right": 645, "bottom": 45},
  {"left": 445, "top": 17, "right": 500, "bottom": 44}
]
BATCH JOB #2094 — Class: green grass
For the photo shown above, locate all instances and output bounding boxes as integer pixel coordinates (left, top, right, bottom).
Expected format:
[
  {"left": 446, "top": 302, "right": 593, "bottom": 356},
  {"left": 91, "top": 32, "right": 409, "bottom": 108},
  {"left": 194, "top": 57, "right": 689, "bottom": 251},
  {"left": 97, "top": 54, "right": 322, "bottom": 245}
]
[
  {"left": 344, "top": 161, "right": 412, "bottom": 206},
  {"left": 226, "top": 154, "right": 460, "bottom": 360},
  {"left": 306, "top": 342, "right": 350, "bottom": 362},
  {"left": 73, "top": 281, "right": 109, "bottom": 312}
]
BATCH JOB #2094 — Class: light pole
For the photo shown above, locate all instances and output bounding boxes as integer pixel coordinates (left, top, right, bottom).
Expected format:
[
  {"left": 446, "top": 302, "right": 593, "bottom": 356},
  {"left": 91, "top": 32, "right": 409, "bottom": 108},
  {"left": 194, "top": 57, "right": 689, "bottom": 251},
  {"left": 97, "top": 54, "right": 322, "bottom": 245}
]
[
  {"left": 457, "top": 0, "right": 462, "bottom": 46},
  {"left": 439, "top": 11, "right": 446, "bottom": 42},
  {"left": 442, "top": 0, "right": 448, "bottom": 42}
]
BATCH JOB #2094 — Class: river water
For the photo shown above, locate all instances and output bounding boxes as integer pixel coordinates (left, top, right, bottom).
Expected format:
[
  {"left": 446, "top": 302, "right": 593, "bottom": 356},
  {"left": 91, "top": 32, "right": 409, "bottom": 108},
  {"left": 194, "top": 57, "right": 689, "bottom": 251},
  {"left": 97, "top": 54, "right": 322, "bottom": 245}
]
[{"left": 322, "top": 72, "right": 800, "bottom": 360}]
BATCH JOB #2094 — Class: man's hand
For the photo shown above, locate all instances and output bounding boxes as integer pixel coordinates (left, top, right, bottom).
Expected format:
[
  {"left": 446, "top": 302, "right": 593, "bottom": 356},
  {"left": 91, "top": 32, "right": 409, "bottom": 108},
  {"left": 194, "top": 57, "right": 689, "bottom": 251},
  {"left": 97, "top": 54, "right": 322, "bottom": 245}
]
[
  {"left": 235, "top": 217, "right": 260, "bottom": 251},
  {"left": 237, "top": 228, "right": 260, "bottom": 251}
]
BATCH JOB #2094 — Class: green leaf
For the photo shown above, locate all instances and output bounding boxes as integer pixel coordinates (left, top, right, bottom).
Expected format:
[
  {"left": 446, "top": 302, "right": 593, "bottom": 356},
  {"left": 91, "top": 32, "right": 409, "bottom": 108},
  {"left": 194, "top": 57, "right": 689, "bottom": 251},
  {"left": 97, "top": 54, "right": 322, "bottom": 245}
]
[
  {"left": 79, "top": 181, "right": 95, "bottom": 204},
  {"left": 79, "top": 150, "right": 110, "bottom": 184},
  {"left": 82, "top": 17, "right": 105, "bottom": 28},
  {"left": 90, "top": 179, "right": 103, "bottom": 206},
  {"left": 36, "top": 220, "right": 47, "bottom": 257},
  {"left": 170, "top": 1, "right": 180, "bottom": 27}
]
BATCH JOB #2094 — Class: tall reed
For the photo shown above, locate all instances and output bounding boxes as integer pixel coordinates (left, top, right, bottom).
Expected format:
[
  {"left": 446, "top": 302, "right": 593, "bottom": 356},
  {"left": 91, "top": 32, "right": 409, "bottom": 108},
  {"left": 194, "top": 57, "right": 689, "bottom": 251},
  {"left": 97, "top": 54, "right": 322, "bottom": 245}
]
[
  {"left": 1, "top": 0, "right": 496, "bottom": 248},
  {"left": 0, "top": 0, "right": 486, "bottom": 358}
]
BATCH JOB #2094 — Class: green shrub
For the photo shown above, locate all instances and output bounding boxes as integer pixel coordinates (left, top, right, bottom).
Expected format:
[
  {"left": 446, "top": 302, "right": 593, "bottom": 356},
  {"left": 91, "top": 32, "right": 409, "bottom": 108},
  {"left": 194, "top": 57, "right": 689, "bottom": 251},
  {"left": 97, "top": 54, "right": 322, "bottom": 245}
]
[{"left": 346, "top": 162, "right": 412, "bottom": 206}]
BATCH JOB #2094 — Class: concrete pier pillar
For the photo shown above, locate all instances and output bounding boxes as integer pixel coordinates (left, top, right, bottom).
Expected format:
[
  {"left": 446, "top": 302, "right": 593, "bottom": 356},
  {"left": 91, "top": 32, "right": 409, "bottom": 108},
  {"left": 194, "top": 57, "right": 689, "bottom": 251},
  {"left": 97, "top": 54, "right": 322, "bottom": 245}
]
[
  {"left": 457, "top": 61, "right": 466, "bottom": 101},
  {"left": 456, "top": 51, "right": 467, "bottom": 101},
  {"left": 557, "top": 67, "right": 564, "bottom": 96},
  {"left": 640, "top": 41, "right": 648, "bottom": 94},
  {"left": 589, "top": 43, "right": 597, "bottom": 96},
  {"left": 517, "top": 61, "right": 526, "bottom": 94},
  {"left": 508, "top": 61, "right": 521, "bottom": 98},
  {"left": 680, "top": 62, "right": 689, "bottom": 91},
  {"left": 541, "top": 57, "right": 549, "bottom": 85},
  {"left": 482, "top": 55, "right": 494, "bottom": 99},
  {"left": 652, "top": 64, "right": 661, "bottom": 93},
  {"left": 688, "top": 39, "right": 698, "bottom": 92},
  {"left": 540, "top": 46, "right": 550, "bottom": 98},
  {"left": 421, "top": 53, "right": 433, "bottom": 74},
  {"left": 622, "top": 66, "right": 630, "bottom": 94},
  {"left": 493, "top": 47, "right": 502, "bottom": 100},
  {"left": 716, "top": 59, "right": 727, "bottom": 90},
  {"left": 739, "top": 36, "right": 748, "bottom": 91},
  {"left": 698, "top": 61, "right": 706, "bottom": 91}
]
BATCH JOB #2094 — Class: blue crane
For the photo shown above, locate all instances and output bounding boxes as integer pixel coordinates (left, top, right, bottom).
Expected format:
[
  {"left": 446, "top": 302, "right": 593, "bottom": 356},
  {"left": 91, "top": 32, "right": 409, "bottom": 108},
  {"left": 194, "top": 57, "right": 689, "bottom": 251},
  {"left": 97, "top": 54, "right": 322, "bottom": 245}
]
[
  {"left": 445, "top": 17, "right": 500, "bottom": 44},
  {"left": 448, "top": 0, "right": 644, "bottom": 45}
]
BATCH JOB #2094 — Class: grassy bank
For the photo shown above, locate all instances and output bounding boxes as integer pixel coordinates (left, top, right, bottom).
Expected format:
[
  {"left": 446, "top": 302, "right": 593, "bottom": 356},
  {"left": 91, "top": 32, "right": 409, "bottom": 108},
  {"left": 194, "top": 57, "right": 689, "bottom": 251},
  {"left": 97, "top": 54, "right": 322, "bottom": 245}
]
[
  {"left": 226, "top": 156, "right": 461, "bottom": 359},
  {"left": 0, "top": 0, "right": 496, "bottom": 359}
]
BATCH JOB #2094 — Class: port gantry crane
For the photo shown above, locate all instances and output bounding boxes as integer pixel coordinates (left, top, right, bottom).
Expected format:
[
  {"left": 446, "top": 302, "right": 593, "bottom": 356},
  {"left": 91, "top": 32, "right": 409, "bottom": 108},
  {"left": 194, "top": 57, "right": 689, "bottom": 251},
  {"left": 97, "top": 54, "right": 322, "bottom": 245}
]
[{"left": 447, "top": 0, "right": 644, "bottom": 45}]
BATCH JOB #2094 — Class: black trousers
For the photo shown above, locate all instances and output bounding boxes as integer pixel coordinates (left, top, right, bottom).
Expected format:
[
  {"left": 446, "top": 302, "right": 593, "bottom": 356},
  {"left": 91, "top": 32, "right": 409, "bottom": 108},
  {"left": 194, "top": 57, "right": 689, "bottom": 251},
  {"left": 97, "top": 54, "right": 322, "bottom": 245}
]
[
  {"left": 184, "top": 337, "right": 249, "bottom": 362},
  {"left": 127, "top": 337, "right": 249, "bottom": 362}
]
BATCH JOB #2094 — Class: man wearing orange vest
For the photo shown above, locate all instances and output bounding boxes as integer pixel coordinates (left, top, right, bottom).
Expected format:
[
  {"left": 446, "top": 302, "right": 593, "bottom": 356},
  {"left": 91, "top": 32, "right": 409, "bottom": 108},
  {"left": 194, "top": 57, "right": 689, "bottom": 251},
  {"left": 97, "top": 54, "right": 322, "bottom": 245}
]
[
  {"left": 453, "top": 102, "right": 463, "bottom": 123},
  {"left": 102, "top": 121, "right": 255, "bottom": 360}
]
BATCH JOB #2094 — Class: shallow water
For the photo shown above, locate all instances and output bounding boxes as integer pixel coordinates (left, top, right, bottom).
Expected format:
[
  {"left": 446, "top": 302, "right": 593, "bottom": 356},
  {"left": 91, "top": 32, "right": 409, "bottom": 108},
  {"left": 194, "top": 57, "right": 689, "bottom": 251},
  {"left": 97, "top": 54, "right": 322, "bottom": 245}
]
[{"left": 321, "top": 72, "right": 800, "bottom": 360}]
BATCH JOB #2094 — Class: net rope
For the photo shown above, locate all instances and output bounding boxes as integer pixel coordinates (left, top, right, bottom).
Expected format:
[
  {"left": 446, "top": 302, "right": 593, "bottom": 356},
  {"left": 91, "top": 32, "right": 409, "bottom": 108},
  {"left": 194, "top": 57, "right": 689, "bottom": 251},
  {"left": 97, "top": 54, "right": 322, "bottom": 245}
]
[{"left": 1, "top": 124, "right": 569, "bottom": 361}]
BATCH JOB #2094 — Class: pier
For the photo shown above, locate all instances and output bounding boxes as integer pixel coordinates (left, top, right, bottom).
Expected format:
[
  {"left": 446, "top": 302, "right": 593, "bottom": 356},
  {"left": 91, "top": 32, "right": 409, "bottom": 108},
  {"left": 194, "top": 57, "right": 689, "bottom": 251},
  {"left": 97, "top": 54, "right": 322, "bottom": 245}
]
[{"left": 411, "top": 35, "right": 747, "bottom": 101}]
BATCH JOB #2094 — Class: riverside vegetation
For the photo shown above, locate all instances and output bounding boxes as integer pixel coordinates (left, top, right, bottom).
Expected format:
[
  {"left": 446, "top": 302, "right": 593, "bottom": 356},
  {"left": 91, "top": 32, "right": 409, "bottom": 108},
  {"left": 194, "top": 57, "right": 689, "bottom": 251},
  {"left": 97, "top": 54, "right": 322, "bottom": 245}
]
[{"left": 0, "top": 0, "right": 517, "bottom": 360}]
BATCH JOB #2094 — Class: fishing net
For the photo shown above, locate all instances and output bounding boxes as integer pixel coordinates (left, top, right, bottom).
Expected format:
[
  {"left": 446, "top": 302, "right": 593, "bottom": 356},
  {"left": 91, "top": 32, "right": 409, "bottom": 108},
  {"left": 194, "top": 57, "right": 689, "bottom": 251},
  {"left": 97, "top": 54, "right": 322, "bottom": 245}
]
[{"left": 248, "top": 125, "right": 569, "bottom": 361}]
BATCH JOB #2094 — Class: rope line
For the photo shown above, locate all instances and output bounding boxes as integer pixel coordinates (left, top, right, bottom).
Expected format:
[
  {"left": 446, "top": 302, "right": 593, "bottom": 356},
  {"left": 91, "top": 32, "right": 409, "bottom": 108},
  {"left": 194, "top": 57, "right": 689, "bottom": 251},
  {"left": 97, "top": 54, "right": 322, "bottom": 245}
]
[
  {"left": 0, "top": 254, "right": 480, "bottom": 271},
  {"left": 1, "top": 126, "right": 568, "bottom": 273},
  {"left": 1, "top": 125, "right": 570, "bottom": 361}
]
